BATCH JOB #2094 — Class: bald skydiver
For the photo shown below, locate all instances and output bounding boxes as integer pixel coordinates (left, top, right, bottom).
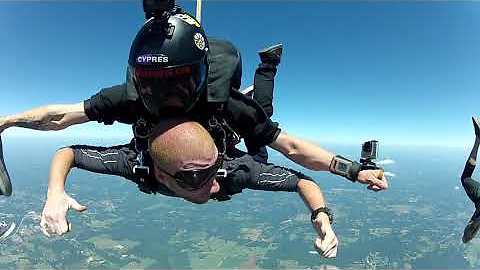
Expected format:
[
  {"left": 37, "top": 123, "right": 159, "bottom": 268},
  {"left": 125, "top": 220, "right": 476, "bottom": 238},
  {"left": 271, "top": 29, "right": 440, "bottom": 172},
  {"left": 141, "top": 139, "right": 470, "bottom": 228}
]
[
  {"left": 462, "top": 117, "right": 480, "bottom": 243},
  {"left": 40, "top": 118, "right": 341, "bottom": 257}
]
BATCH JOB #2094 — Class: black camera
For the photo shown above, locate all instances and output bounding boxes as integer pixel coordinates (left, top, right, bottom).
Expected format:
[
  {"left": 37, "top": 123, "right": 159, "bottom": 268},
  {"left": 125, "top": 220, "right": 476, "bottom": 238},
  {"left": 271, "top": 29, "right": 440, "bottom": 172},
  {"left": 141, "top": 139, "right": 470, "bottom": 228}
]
[
  {"left": 360, "top": 140, "right": 380, "bottom": 170},
  {"left": 143, "top": 0, "right": 176, "bottom": 19}
]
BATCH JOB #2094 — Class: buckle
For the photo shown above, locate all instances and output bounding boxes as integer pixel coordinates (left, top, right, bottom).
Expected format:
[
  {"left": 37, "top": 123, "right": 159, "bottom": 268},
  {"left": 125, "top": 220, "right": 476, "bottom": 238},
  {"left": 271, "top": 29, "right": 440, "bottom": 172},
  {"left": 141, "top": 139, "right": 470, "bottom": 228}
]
[
  {"left": 216, "top": 169, "right": 227, "bottom": 178},
  {"left": 133, "top": 165, "right": 150, "bottom": 179}
]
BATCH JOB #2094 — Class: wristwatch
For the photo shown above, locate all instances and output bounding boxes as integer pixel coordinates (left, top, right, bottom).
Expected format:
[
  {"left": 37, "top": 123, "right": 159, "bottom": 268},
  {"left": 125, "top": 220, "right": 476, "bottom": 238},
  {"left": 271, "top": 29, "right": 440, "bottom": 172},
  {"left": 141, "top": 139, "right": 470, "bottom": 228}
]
[{"left": 311, "top": 207, "right": 334, "bottom": 224}]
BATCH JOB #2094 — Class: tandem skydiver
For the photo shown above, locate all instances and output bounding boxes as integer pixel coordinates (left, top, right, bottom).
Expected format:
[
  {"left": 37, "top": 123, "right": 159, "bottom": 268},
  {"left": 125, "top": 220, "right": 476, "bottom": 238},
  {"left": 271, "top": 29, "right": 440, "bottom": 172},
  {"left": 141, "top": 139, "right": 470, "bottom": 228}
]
[
  {"left": 462, "top": 117, "right": 480, "bottom": 243},
  {"left": 0, "top": 4, "right": 388, "bottom": 256},
  {"left": 40, "top": 117, "right": 341, "bottom": 257},
  {"left": 0, "top": 7, "right": 387, "bottom": 194}
]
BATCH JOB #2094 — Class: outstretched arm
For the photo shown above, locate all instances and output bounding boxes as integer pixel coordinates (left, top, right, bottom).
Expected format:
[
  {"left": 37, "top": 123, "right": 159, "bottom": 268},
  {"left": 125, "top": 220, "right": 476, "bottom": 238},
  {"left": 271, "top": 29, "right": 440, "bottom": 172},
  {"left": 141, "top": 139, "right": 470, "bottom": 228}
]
[
  {"left": 269, "top": 131, "right": 388, "bottom": 191},
  {"left": 0, "top": 102, "right": 89, "bottom": 134},
  {"left": 40, "top": 148, "right": 87, "bottom": 237},
  {"left": 297, "top": 179, "right": 338, "bottom": 258},
  {"left": 237, "top": 156, "right": 338, "bottom": 257},
  {"left": 269, "top": 132, "right": 333, "bottom": 171}
]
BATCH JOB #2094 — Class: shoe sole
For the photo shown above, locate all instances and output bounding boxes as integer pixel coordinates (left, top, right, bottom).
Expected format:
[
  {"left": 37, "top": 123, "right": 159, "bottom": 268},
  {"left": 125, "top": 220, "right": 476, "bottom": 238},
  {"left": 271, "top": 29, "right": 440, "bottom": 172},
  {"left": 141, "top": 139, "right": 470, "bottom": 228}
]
[
  {"left": 240, "top": 85, "right": 254, "bottom": 96},
  {"left": 258, "top": 43, "right": 283, "bottom": 54},
  {"left": 473, "top": 117, "right": 480, "bottom": 137},
  {"left": 0, "top": 222, "right": 16, "bottom": 241},
  {"left": 0, "top": 136, "right": 12, "bottom": 196}
]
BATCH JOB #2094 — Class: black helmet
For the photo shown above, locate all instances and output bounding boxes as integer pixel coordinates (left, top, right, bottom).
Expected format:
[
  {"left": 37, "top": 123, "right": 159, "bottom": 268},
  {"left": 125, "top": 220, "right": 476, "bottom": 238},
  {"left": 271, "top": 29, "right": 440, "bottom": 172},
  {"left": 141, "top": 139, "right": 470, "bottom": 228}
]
[{"left": 128, "top": 12, "right": 209, "bottom": 116}]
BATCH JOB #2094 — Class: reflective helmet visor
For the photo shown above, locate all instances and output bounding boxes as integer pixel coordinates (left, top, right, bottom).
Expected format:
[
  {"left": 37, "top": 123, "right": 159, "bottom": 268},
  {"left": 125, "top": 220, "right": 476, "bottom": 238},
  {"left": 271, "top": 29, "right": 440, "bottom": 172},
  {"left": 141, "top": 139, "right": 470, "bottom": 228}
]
[{"left": 134, "top": 62, "right": 207, "bottom": 116}]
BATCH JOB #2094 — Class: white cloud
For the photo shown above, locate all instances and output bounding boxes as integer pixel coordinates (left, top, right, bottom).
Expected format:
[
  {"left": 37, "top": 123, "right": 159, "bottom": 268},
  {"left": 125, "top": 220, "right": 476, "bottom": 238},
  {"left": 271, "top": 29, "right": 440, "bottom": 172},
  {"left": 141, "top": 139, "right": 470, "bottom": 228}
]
[
  {"left": 377, "top": 159, "right": 395, "bottom": 165},
  {"left": 384, "top": 172, "right": 396, "bottom": 177}
]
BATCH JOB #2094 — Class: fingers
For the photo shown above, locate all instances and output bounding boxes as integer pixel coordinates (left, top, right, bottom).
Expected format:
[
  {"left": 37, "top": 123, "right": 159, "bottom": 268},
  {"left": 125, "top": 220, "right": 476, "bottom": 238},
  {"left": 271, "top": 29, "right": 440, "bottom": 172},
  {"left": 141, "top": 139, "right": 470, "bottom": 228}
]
[
  {"left": 364, "top": 170, "right": 388, "bottom": 190},
  {"left": 68, "top": 197, "right": 87, "bottom": 212},
  {"left": 315, "top": 237, "right": 338, "bottom": 258},
  {"left": 40, "top": 193, "right": 81, "bottom": 237},
  {"left": 40, "top": 218, "right": 51, "bottom": 237},
  {"left": 322, "top": 233, "right": 334, "bottom": 251},
  {"left": 369, "top": 176, "right": 387, "bottom": 190},
  {"left": 40, "top": 210, "right": 70, "bottom": 236},
  {"left": 357, "top": 170, "right": 388, "bottom": 190},
  {"left": 367, "top": 184, "right": 382, "bottom": 192},
  {"left": 314, "top": 238, "right": 323, "bottom": 254},
  {"left": 377, "top": 170, "right": 384, "bottom": 180},
  {"left": 324, "top": 245, "right": 337, "bottom": 258},
  {"left": 47, "top": 218, "right": 69, "bottom": 236},
  {"left": 325, "top": 236, "right": 338, "bottom": 258},
  {"left": 58, "top": 220, "right": 69, "bottom": 235},
  {"left": 329, "top": 245, "right": 338, "bottom": 257},
  {"left": 40, "top": 218, "right": 68, "bottom": 236},
  {"left": 380, "top": 173, "right": 388, "bottom": 189},
  {"left": 315, "top": 230, "right": 339, "bottom": 258}
]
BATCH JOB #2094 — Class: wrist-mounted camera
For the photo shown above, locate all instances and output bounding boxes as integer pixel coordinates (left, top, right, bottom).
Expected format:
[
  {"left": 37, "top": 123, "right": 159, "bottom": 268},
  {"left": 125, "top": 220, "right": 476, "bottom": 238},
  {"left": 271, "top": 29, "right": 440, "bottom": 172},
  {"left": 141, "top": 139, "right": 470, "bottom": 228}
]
[{"left": 329, "top": 140, "right": 382, "bottom": 182}]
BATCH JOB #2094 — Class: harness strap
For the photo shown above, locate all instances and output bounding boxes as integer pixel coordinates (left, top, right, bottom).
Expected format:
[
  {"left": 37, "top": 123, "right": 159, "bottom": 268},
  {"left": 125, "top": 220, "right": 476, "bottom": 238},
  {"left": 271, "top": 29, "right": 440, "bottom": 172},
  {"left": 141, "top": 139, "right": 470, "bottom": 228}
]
[{"left": 132, "top": 117, "right": 153, "bottom": 181}]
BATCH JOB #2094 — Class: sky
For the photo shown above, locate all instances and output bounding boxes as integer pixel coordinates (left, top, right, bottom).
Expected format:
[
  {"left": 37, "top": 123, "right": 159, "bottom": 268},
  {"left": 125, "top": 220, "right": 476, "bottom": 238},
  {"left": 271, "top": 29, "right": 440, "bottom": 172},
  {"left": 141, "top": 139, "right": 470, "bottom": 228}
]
[{"left": 0, "top": 1, "right": 479, "bottom": 147}]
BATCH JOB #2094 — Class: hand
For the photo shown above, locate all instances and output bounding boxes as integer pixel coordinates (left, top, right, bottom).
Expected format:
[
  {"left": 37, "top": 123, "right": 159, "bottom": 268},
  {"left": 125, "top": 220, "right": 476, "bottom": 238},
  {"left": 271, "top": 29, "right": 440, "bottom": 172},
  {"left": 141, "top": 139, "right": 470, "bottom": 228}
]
[
  {"left": 312, "top": 213, "right": 338, "bottom": 258},
  {"left": 357, "top": 169, "right": 388, "bottom": 192},
  {"left": 0, "top": 117, "right": 8, "bottom": 134},
  {"left": 40, "top": 191, "right": 87, "bottom": 237}
]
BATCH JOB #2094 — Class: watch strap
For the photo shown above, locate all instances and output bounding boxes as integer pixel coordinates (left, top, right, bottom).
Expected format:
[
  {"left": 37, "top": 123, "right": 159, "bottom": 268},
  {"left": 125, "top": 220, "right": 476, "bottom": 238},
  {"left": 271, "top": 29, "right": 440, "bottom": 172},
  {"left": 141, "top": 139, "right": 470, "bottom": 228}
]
[{"left": 311, "top": 207, "right": 334, "bottom": 224}]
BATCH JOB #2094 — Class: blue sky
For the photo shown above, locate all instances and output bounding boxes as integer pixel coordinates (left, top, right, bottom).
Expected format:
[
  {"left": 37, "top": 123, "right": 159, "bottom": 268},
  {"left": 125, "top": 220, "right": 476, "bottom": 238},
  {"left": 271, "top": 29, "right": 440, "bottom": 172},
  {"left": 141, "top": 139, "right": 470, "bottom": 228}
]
[{"left": 0, "top": 1, "right": 479, "bottom": 147}]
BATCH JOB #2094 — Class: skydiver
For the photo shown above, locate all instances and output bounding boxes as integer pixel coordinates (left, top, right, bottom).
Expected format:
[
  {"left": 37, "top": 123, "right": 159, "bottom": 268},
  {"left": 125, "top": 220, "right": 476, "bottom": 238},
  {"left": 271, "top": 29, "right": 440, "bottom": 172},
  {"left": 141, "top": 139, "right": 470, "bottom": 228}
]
[
  {"left": 462, "top": 117, "right": 480, "bottom": 243},
  {"left": 40, "top": 117, "right": 382, "bottom": 258}
]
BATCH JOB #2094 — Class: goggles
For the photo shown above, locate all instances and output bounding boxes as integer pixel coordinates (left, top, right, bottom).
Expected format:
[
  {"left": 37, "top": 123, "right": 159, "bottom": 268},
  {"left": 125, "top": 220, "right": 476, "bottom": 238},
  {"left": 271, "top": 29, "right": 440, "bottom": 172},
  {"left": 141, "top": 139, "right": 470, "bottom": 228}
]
[
  {"left": 157, "top": 155, "right": 224, "bottom": 191},
  {"left": 157, "top": 131, "right": 226, "bottom": 191}
]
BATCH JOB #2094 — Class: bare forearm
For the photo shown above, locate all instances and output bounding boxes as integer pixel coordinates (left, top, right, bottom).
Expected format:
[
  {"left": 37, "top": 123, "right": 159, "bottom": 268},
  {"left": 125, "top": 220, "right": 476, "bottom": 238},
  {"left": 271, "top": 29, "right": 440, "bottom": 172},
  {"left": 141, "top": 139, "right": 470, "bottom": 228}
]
[
  {"left": 270, "top": 132, "right": 334, "bottom": 171},
  {"left": 297, "top": 179, "right": 333, "bottom": 229},
  {"left": 47, "top": 148, "right": 75, "bottom": 197},
  {"left": 1, "top": 102, "right": 88, "bottom": 132},
  {"left": 297, "top": 179, "right": 327, "bottom": 211}
]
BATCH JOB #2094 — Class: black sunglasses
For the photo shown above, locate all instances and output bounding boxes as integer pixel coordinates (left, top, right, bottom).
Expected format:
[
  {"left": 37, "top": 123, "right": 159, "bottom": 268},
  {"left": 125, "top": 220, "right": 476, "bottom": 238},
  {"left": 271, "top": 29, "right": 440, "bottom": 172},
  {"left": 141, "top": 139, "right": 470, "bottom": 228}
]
[{"left": 157, "top": 155, "right": 224, "bottom": 191}]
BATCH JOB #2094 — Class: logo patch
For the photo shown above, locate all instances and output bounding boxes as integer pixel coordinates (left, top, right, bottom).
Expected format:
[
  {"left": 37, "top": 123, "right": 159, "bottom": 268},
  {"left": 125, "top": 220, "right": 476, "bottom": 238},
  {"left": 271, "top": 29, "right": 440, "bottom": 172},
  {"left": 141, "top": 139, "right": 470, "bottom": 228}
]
[
  {"left": 174, "top": 13, "right": 200, "bottom": 28},
  {"left": 193, "top": 33, "right": 206, "bottom": 51},
  {"left": 136, "top": 54, "right": 169, "bottom": 65}
]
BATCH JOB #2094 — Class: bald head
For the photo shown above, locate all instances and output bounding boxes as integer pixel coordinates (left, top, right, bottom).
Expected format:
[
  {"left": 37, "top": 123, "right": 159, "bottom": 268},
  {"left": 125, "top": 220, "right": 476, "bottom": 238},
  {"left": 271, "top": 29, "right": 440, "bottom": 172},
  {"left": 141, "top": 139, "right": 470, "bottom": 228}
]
[{"left": 148, "top": 118, "right": 218, "bottom": 171}]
